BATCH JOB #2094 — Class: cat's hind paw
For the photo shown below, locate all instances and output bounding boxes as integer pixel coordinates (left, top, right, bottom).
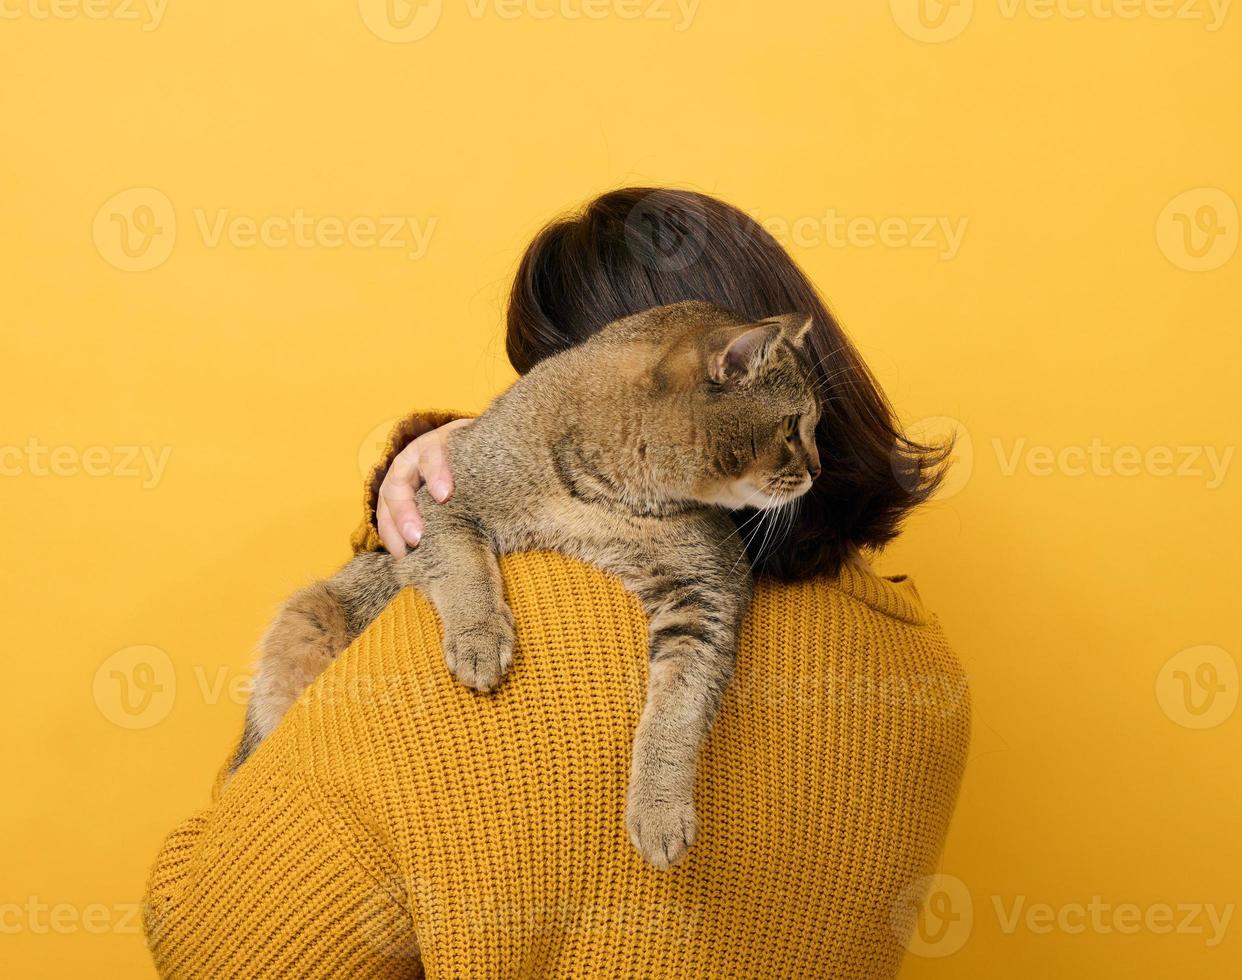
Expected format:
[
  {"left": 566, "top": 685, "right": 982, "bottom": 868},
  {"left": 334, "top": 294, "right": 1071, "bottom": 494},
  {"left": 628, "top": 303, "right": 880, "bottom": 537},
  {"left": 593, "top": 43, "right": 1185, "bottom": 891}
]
[
  {"left": 444, "top": 619, "right": 513, "bottom": 693},
  {"left": 626, "top": 793, "right": 698, "bottom": 870}
]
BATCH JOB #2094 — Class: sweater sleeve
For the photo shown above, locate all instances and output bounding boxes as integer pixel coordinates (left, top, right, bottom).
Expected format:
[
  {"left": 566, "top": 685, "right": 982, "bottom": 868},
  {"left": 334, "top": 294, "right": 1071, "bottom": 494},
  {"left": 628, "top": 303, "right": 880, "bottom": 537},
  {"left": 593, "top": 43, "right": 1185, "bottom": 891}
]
[
  {"left": 142, "top": 733, "right": 419, "bottom": 979},
  {"left": 350, "top": 410, "right": 472, "bottom": 555}
]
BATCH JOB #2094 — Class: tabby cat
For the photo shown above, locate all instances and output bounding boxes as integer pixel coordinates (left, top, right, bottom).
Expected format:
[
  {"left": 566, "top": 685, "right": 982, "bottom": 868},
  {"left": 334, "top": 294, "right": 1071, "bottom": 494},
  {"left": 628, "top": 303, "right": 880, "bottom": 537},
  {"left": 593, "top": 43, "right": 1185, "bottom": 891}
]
[{"left": 236, "top": 300, "right": 822, "bottom": 869}]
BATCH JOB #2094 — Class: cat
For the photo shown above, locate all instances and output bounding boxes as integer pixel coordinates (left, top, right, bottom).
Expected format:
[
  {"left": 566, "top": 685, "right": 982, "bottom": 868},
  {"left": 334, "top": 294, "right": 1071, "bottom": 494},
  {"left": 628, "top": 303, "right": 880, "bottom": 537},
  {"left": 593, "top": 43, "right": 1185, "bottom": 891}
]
[{"left": 235, "top": 300, "right": 823, "bottom": 869}]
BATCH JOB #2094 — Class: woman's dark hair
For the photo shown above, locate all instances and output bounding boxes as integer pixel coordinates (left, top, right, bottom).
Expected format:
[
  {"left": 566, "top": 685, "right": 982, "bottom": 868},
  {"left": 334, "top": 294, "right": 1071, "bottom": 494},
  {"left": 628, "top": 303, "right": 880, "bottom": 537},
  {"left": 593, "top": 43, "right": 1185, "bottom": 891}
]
[{"left": 505, "top": 187, "right": 949, "bottom": 581}]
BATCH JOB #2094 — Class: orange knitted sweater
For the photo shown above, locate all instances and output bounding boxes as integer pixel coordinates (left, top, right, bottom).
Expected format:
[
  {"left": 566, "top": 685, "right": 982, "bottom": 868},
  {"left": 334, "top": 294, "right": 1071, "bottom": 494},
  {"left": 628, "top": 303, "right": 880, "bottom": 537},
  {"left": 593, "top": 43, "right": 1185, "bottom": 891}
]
[{"left": 143, "top": 412, "right": 970, "bottom": 978}]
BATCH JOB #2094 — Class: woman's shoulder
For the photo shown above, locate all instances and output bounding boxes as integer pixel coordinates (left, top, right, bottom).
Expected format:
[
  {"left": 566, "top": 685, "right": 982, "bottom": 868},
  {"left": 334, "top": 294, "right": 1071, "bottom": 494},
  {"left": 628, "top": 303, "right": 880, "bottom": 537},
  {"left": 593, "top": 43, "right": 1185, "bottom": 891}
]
[
  {"left": 329, "top": 551, "right": 968, "bottom": 729},
  {"left": 298, "top": 550, "right": 969, "bottom": 790},
  {"left": 755, "top": 558, "right": 934, "bottom": 627},
  {"left": 744, "top": 559, "right": 969, "bottom": 725}
]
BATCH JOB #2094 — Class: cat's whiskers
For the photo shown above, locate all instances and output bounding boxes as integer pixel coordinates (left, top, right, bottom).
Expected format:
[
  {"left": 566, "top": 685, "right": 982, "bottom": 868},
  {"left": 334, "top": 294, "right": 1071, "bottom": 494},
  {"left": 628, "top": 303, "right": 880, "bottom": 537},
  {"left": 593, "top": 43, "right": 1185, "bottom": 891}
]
[
  {"left": 761, "top": 497, "right": 803, "bottom": 569},
  {"left": 740, "top": 504, "right": 782, "bottom": 575},
  {"left": 730, "top": 489, "right": 804, "bottom": 575},
  {"left": 716, "top": 483, "right": 780, "bottom": 549}
]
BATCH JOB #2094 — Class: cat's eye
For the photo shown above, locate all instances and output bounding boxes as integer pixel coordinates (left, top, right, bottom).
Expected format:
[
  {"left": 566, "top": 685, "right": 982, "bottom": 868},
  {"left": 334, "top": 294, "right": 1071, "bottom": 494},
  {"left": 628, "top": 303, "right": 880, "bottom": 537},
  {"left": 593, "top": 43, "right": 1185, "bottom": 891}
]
[{"left": 782, "top": 415, "right": 800, "bottom": 441}]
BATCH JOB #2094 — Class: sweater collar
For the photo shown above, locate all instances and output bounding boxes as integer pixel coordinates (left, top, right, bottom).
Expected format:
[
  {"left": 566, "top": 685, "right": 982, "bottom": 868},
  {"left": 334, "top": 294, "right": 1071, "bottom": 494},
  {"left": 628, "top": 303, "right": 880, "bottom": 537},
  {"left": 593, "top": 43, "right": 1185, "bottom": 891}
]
[{"left": 823, "top": 559, "right": 929, "bottom": 625}]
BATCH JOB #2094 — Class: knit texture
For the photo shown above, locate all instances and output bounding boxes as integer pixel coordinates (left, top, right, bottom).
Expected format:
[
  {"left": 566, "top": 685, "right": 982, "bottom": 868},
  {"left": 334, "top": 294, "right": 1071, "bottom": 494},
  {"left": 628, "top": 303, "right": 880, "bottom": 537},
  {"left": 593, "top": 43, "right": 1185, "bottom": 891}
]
[{"left": 144, "top": 413, "right": 971, "bottom": 978}]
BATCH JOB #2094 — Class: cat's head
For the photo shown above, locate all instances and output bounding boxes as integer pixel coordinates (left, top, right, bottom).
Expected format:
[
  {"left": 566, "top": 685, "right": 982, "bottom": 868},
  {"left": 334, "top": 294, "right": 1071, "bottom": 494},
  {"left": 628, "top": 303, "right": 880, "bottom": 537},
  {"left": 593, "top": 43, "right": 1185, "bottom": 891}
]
[{"left": 640, "top": 302, "right": 822, "bottom": 511}]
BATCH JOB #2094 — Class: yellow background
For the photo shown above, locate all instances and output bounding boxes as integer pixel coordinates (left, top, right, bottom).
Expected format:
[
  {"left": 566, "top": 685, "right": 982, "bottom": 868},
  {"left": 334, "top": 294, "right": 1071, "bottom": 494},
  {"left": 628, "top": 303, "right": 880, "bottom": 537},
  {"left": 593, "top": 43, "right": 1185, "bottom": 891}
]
[{"left": 1, "top": 1, "right": 1239, "bottom": 976}]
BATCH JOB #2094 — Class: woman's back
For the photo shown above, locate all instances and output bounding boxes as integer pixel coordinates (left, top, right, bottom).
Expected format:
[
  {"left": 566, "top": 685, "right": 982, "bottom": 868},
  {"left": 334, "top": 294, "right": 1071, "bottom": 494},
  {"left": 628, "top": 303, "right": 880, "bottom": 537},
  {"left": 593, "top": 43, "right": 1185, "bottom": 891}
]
[{"left": 144, "top": 553, "right": 969, "bottom": 978}]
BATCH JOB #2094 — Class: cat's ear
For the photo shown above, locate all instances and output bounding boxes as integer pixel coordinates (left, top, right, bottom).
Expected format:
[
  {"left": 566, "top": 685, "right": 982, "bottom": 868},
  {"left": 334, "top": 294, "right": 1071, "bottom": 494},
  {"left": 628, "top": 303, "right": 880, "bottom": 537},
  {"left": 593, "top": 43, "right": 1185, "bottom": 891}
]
[
  {"left": 770, "top": 312, "right": 813, "bottom": 348},
  {"left": 708, "top": 322, "right": 782, "bottom": 384}
]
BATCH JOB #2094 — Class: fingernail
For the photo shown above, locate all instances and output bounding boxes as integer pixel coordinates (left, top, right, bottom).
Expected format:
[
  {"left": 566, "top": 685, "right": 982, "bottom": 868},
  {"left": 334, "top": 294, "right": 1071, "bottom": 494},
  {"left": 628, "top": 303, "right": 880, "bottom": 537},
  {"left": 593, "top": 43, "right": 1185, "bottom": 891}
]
[
  {"left": 430, "top": 478, "right": 450, "bottom": 502},
  {"left": 402, "top": 523, "right": 421, "bottom": 545}
]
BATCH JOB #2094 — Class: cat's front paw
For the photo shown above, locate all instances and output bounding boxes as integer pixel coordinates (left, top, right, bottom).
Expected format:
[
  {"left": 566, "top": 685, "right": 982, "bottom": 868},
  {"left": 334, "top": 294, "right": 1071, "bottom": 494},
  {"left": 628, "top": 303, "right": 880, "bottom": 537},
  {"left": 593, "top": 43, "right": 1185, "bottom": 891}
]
[
  {"left": 626, "top": 787, "right": 698, "bottom": 870},
  {"left": 443, "top": 619, "right": 513, "bottom": 693}
]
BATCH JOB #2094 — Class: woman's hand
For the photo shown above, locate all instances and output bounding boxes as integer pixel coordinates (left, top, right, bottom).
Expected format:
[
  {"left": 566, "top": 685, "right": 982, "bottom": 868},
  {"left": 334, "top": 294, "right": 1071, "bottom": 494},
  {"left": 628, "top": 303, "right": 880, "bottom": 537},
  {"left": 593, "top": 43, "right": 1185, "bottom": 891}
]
[{"left": 376, "top": 418, "right": 474, "bottom": 555}]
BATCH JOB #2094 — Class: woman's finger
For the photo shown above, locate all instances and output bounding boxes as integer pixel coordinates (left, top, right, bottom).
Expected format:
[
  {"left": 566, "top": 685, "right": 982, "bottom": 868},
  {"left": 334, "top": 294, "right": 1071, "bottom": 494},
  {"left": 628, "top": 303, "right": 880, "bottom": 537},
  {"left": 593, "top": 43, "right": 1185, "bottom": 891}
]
[
  {"left": 425, "top": 417, "right": 474, "bottom": 501},
  {"left": 376, "top": 496, "right": 415, "bottom": 556},
  {"left": 372, "top": 419, "right": 474, "bottom": 555},
  {"left": 418, "top": 432, "right": 452, "bottom": 502},
  {"left": 379, "top": 443, "right": 426, "bottom": 551}
]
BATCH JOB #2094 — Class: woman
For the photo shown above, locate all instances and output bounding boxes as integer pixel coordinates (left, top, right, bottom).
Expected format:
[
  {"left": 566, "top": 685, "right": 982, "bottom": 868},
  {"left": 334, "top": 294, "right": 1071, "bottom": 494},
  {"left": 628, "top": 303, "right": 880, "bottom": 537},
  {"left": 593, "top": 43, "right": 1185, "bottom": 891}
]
[{"left": 144, "top": 188, "right": 970, "bottom": 978}]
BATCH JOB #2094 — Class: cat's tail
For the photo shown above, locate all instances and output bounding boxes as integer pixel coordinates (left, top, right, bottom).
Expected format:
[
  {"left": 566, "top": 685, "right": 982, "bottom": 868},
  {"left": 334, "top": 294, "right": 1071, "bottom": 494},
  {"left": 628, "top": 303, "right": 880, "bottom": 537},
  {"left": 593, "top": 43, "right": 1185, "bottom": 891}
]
[{"left": 230, "top": 552, "right": 402, "bottom": 773}]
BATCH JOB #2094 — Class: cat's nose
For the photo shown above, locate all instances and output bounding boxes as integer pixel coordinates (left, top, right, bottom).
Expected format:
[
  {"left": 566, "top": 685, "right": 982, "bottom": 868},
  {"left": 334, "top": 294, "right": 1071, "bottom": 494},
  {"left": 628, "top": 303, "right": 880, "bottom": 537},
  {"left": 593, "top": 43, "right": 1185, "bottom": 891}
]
[{"left": 807, "top": 460, "right": 821, "bottom": 480}]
